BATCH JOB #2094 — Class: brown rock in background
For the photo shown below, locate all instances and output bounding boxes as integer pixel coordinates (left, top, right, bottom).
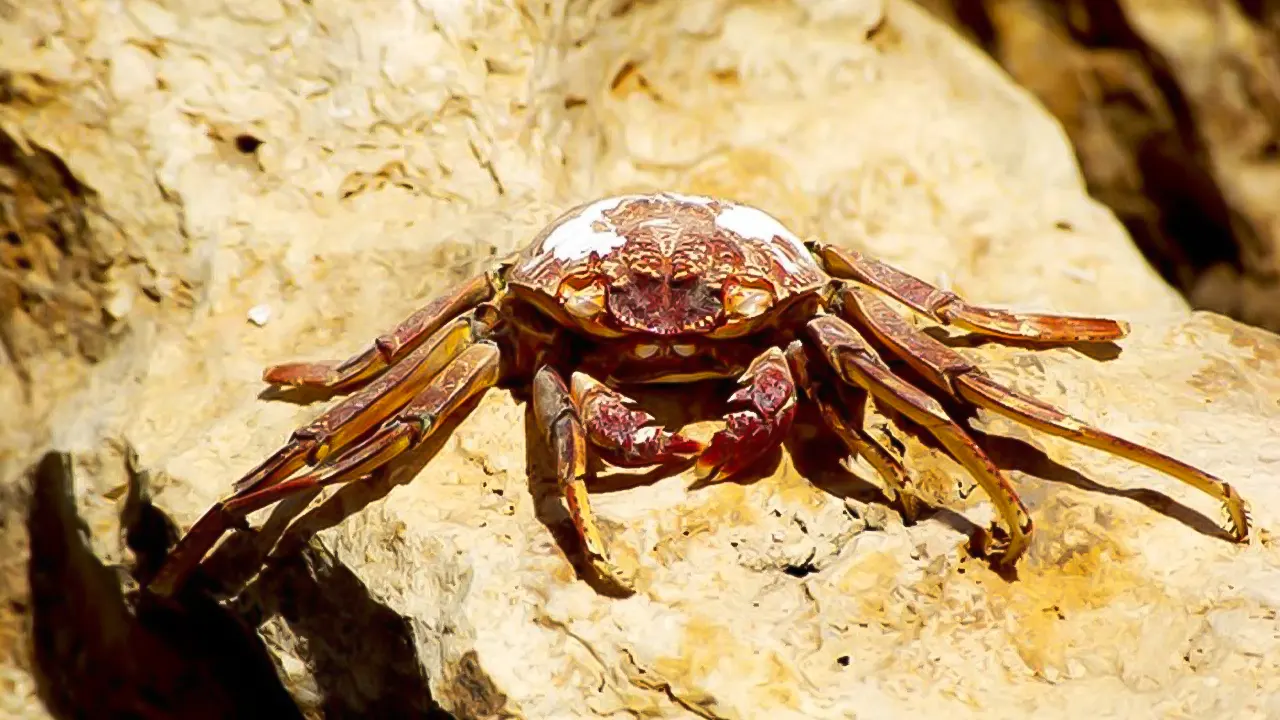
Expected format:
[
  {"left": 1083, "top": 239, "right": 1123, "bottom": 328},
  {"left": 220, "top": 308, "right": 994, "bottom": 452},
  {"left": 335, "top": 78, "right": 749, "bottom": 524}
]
[
  {"left": 1, "top": 0, "right": 1278, "bottom": 718},
  {"left": 919, "top": 0, "right": 1280, "bottom": 331}
]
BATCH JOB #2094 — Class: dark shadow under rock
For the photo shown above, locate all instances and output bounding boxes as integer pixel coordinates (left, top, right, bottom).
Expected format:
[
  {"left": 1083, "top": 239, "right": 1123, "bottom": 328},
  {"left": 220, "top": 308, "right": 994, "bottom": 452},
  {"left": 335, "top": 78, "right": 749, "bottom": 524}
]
[
  {"left": 234, "top": 541, "right": 457, "bottom": 719},
  {"left": 26, "top": 450, "right": 303, "bottom": 720}
]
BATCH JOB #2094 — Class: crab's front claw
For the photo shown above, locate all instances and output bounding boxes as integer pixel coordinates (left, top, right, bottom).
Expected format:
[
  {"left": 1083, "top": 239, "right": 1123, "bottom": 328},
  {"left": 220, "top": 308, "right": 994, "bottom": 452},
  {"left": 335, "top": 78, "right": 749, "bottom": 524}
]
[
  {"left": 695, "top": 347, "right": 797, "bottom": 482},
  {"left": 572, "top": 372, "right": 703, "bottom": 467}
]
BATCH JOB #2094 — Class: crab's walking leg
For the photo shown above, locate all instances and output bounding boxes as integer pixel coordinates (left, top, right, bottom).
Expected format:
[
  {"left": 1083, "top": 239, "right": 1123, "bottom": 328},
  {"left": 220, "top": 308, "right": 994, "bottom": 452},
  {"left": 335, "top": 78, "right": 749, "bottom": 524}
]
[
  {"left": 263, "top": 272, "right": 495, "bottom": 391},
  {"left": 838, "top": 285, "right": 1251, "bottom": 540},
  {"left": 532, "top": 366, "right": 631, "bottom": 589},
  {"left": 806, "top": 314, "right": 1035, "bottom": 564},
  {"left": 232, "top": 313, "right": 488, "bottom": 494},
  {"left": 814, "top": 243, "right": 1129, "bottom": 343},
  {"left": 694, "top": 346, "right": 798, "bottom": 482},
  {"left": 785, "top": 341, "right": 922, "bottom": 522},
  {"left": 147, "top": 341, "right": 503, "bottom": 599},
  {"left": 570, "top": 373, "right": 703, "bottom": 468}
]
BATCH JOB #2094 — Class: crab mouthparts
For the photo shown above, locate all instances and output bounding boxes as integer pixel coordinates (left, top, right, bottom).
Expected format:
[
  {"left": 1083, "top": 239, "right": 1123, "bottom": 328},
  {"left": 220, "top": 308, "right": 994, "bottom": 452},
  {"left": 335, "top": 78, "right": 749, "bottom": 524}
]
[{"left": 605, "top": 277, "right": 722, "bottom": 334}]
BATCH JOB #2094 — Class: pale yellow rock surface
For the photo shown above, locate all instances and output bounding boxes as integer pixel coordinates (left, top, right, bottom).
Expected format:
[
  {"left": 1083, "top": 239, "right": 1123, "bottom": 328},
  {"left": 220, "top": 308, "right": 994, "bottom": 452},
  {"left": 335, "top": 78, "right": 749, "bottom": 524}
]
[{"left": 3, "top": 0, "right": 1279, "bottom": 718}]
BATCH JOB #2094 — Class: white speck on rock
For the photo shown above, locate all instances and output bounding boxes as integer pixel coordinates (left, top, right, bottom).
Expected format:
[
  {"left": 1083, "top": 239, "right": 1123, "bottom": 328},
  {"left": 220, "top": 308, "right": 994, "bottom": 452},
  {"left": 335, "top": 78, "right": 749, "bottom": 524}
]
[
  {"left": 248, "top": 304, "right": 273, "bottom": 326},
  {"left": 1061, "top": 265, "right": 1098, "bottom": 284}
]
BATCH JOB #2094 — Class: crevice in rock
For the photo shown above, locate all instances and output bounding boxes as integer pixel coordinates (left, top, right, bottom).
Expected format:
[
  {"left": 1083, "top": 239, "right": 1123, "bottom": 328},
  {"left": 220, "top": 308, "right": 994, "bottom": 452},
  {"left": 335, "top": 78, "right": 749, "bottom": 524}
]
[
  {"left": 25, "top": 450, "right": 304, "bottom": 719},
  {"left": 0, "top": 131, "right": 116, "bottom": 385}
]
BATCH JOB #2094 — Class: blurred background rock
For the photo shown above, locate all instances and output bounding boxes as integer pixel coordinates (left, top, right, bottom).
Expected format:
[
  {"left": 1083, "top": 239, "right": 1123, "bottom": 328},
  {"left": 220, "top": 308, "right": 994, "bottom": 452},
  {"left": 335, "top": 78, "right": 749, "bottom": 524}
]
[{"left": 919, "top": 0, "right": 1280, "bottom": 331}]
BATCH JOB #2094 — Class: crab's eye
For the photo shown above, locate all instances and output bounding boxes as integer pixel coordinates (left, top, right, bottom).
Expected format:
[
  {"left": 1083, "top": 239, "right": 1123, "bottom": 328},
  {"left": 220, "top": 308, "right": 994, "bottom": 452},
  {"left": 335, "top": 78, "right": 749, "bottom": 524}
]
[
  {"left": 562, "top": 281, "right": 607, "bottom": 319},
  {"left": 634, "top": 343, "right": 661, "bottom": 359},
  {"left": 724, "top": 284, "right": 773, "bottom": 319}
]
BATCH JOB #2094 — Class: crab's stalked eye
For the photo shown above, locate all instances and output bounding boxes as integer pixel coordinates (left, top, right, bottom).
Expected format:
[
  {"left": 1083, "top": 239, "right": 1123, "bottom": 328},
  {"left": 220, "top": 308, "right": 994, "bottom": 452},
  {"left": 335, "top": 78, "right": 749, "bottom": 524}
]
[
  {"left": 724, "top": 282, "right": 774, "bottom": 319},
  {"left": 561, "top": 279, "right": 607, "bottom": 319},
  {"left": 634, "top": 343, "right": 661, "bottom": 359}
]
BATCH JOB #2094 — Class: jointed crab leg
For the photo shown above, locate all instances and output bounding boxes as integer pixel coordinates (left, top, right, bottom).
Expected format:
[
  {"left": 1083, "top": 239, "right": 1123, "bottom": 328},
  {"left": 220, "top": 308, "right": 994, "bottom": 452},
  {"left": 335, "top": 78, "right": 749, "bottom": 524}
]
[
  {"left": 532, "top": 366, "right": 631, "bottom": 589},
  {"left": 814, "top": 243, "right": 1129, "bottom": 343},
  {"left": 263, "top": 272, "right": 495, "bottom": 392},
  {"left": 805, "top": 314, "right": 1035, "bottom": 564},
  {"left": 839, "top": 285, "right": 1251, "bottom": 540},
  {"left": 232, "top": 313, "right": 489, "bottom": 494},
  {"left": 784, "top": 341, "right": 922, "bottom": 522},
  {"left": 147, "top": 341, "right": 503, "bottom": 599}
]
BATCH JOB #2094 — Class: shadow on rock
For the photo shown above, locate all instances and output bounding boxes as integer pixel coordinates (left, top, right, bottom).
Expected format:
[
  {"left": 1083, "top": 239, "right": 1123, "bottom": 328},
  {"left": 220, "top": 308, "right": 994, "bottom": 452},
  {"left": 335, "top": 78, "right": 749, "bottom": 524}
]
[
  {"left": 165, "top": 398, "right": 497, "bottom": 717},
  {"left": 195, "top": 387, "right": 489, "bottom": 599},
  {"left": 966, "top": 424, "right": 1235, "bottom": 543},
  {"left": 234, "top": 543, "right": 456, "bottom": 719},
  {"left": 26, "top": 450, "right": 302, "bottom": 720}
]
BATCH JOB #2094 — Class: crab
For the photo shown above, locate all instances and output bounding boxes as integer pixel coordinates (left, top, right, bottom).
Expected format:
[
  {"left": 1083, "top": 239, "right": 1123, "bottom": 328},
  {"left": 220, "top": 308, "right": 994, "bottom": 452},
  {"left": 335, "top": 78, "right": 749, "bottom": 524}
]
[{"left": 145, "top": 191, "right": 1250, "bottom": 597}]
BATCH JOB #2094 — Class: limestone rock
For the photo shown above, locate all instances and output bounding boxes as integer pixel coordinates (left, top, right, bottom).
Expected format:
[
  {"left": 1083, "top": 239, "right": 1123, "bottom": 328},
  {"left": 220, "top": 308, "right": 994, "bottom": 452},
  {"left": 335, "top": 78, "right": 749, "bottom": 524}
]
[{"left": 3, "top": 0, "right": 1279, "bottom": 718}]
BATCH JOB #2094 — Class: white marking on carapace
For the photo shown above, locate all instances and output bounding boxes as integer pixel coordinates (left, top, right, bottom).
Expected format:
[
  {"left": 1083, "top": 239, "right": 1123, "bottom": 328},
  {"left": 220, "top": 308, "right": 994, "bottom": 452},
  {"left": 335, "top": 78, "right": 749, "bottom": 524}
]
[
  {"left": 660, "top": 191, "right": 717, "bottom": 207},
  {"left": 639, "top": 217, "right": 676, "bottom": 229},
  {"left": 537, "top": 195, "right": 639, "bottom": 263},
  {"left": 634, "top": 426, "right": 661, "bottom": 444},
  {"left": 714, "top": 203, "right": 807, "bottom": 272}
]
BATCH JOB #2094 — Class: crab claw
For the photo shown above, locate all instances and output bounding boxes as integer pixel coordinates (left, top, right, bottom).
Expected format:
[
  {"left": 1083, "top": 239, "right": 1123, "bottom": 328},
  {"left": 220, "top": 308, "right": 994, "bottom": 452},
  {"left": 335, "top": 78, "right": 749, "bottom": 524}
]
[
  {"left": 571, "top": 372, "right": 704, "bottom": 467},
  {"left": 695, "top": 347, "right": 797, "bottom": 482}
]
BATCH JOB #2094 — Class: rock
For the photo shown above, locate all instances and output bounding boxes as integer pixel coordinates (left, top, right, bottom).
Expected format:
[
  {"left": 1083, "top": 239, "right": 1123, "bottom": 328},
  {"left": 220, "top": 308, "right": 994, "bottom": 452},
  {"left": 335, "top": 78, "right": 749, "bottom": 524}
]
[
  {"left": 919, "top": 0, "right": 1280, "bottom": 332},
  {"left": 3, "top": 0, "right": 1279, "bottom": 718}
]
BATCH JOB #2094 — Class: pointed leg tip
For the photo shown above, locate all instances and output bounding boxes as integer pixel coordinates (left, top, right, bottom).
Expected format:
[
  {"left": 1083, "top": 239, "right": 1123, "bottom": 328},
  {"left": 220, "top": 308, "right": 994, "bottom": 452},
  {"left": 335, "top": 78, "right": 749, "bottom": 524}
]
[
  {"left": 1229, "top": 511, "right": 1251, "bottom": 543},
  {"left": 585, "top": 553, "right": 637, "bottom": 596},
  {"left": 262, "top": 363, "right": 313, "bottom": 387},
  {"left": 261, "top": 367, "right": 288, "bottom": 385},
  {"left": 692, "top": 457, "right": 723, "bottom": 482},
  {"left": 569, "top": 370, "right": 602, "bottom": 398},
  {"left": 666, "top": 434, "right": 705, "bottom": 459},
  {"left": 693, "top": 461, "right": 715, "bottom": 480}
]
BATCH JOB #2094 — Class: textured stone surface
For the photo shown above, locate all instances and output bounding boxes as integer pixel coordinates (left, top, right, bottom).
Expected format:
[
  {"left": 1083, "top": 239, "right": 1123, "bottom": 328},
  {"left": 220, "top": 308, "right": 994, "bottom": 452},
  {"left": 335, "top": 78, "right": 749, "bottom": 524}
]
[{"left": 3, "top": 0, "right": 1279, "bottom": 718}]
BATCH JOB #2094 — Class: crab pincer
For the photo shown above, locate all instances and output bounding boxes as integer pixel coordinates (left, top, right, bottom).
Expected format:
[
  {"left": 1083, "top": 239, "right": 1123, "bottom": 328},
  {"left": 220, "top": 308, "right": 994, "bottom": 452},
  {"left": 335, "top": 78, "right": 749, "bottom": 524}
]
[
  {"left": 570, "top": 372, "right": 703, "bottom": 467},
  {"left": 694, "top": 347, "right": 797, "bottom": 482}
]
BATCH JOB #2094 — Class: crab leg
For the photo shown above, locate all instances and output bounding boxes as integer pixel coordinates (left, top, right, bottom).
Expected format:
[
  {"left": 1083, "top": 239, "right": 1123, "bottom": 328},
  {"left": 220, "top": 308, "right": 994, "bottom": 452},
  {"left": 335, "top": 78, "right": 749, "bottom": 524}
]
[
  {"left": 806, "top": 314, "right": 1034, "bottom": 564},
  {"left": 263, "top": 272, "right": 495, "bottom": 391},
  {"left": 570, "top": 372, "right": 703, "bottom": 468},
  {"left": 146, "top": 341, "right": 503, "bottom": 599},
  {"left": 532, "top": 366, "right": 632, "bottom": 590},
  {"left": 694, "top": 346, "right": 798, "bottom": 482},
  {"left": 785, "top": 341, "right": 923, "bottom": 522},
  {"left": 231, "top": 312, "right": 488, "bottom": 495},
  {"left": 814, "top": 243, "right": 1129, "bottom": 343},
  {"left": 838, "top": 285, "right": 1251, "bottom": 540}
]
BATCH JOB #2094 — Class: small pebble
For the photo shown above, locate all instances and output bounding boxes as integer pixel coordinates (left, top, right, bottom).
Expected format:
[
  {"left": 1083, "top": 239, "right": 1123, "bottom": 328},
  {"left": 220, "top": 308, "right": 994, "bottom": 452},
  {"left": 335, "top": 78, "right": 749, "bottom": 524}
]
[{"left": 247, "top": 303, "right": 272, "bottom": 326}]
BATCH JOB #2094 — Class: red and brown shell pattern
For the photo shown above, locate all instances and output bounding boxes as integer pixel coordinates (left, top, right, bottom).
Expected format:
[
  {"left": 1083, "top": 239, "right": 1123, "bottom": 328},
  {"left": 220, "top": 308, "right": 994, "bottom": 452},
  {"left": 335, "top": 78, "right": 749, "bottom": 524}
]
[{"left": 506, "top": 192, "right": 827, "bottom": 338}]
